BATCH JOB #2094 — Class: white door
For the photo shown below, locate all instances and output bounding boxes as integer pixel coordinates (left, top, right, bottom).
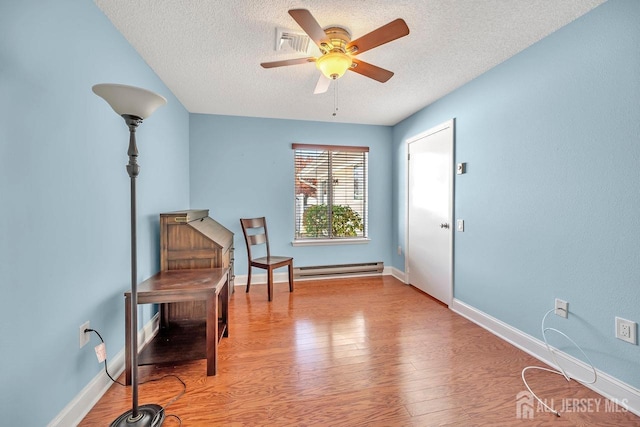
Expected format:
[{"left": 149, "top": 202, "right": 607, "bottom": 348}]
[{"left": 406, "top": 119, "right": 454, "bottom": 305}]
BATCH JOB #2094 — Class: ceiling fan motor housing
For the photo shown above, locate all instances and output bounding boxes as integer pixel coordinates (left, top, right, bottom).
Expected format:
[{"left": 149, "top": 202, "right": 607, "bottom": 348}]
[
  {"left": 316, "top": 27, "right": 354, "bottom": 79},
  {"left": 320, "top": 27, "right": 351, "bottom": 53}
]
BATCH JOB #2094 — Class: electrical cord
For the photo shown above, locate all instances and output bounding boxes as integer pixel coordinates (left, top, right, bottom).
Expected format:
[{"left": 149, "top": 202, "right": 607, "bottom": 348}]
[
  {"left": 85, "top": 328, "right": 185, "bottom": 425},
  {"left": 85, "top": 328, "right": 126, "bottom": 386},
  {"left": 144, "top": 374, "right": 185, "bottom": 426},
  {"left": 521, "top": 308, "right": 598, "bottom": 417}
]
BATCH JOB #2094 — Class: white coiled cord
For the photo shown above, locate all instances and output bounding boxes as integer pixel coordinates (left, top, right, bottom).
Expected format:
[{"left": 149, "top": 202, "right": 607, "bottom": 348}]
[{"left": 521, "top": 308, "right": 598, "bottom": 416}]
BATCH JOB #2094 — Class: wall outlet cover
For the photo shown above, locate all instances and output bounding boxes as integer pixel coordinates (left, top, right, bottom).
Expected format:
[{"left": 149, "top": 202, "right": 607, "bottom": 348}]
[
  {"left": 555, "top": 299, "right": 568, "bottom": 318},
  {"left": 79, "top": 321, "right": 90, "bottom": 348},
  {"left": 615, "top": 317, "right": 637, "bottom": 345}
]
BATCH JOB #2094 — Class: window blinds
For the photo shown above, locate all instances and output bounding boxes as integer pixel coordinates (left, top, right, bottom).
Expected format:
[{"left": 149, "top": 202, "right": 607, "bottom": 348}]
[{"left": 293, "top": 144, "right": 368, "bottom": 240}]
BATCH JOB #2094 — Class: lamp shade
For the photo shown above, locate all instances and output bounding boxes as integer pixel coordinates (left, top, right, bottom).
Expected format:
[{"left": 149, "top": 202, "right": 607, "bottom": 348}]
[
  {"left": 316, "top": 52, "right": 353, "bottom": 80},
  {"left": 92, "top": 83, "right": 167, "bottom": 119}
]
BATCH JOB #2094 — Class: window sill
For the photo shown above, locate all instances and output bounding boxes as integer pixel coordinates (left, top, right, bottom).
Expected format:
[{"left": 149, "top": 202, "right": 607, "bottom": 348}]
[{"left": 291, "top": 238, "right": 370, "bottom": 247}]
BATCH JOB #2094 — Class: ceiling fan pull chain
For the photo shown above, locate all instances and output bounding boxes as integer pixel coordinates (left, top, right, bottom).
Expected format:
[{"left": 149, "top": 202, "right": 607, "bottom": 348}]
[{"left": 333, "top": 79, "right": 338, "bottom": 117}]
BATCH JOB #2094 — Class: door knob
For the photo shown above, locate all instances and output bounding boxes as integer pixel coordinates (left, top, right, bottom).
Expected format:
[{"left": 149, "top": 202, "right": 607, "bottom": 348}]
[{"left": 440, "top": 223, "right": 450, "bottom": 229}]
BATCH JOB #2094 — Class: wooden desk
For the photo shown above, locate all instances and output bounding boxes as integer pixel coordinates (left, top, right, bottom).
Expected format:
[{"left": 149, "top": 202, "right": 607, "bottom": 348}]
[{"left": 124, "top": 268, "right": 229, "bottom": 385}]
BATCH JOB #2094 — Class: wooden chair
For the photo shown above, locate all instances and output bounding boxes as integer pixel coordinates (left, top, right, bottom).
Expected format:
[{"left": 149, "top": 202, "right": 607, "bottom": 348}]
[{"left": 240, "top": 217, "right": 294, "bottom": 301}]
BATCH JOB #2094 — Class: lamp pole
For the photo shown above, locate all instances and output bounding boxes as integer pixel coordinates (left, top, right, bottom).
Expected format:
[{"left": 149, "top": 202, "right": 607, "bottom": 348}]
[
  {"left": 92, "top": 83, "right": 167, "bottom": 427},
  {"left": 124, "top": 114, "right": 142, "bottom": 420}
]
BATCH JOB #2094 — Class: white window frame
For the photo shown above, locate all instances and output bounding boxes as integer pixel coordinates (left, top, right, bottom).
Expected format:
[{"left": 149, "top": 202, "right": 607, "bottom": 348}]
[{"left": 293, "top": 143, "right": 369, "bottom": 246}]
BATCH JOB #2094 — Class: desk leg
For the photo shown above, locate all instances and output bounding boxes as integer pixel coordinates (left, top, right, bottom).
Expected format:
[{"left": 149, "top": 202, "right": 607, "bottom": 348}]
[
  {"left": 206, "top": 293, "right": 217, "bottom": 376},
  {"left": 124, "top": 295, "right": 132, "bottom": 386},
  {"left": 222, "top": 277, "right": 229, "bottom": 337}
]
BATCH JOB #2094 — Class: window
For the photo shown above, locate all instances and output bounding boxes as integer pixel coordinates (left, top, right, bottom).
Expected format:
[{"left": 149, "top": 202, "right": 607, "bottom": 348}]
[{"left": 293, "top": 144, "right": 368, "bottom": 242}]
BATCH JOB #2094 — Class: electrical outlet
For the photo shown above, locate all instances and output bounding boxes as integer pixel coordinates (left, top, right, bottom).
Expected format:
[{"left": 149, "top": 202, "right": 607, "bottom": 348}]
[
  {"left": 615, "top": 317, "right": 637, "bottom": 345},
  {"left": 397, "top": 245, "right": 402, "bottom": 255},
  {"left": 79, "top": 321, "right": 90, "bottom": 348},
  {"left": 555, "top": 299, "right": 568, "bottom": 318}
]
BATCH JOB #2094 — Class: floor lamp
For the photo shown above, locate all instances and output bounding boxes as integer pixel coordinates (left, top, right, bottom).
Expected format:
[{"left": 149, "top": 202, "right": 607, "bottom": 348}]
[{"left": 92, "top": 83, "right": 167, "bottom": 427}]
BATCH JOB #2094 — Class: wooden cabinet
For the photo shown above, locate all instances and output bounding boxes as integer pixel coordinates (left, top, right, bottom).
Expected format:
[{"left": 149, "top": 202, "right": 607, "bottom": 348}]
[{"left": 159, "top": 209, "right": 234, "bottom": 326}]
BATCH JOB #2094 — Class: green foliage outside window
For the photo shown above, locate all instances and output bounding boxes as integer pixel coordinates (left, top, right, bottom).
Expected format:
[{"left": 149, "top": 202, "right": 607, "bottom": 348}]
[{"left": 303, "top": 204, "right": 364, "bottom": 237}]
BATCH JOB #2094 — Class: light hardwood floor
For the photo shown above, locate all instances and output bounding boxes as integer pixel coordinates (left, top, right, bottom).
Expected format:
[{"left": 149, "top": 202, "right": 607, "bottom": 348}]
[{"left": 80, "top": 276, "right": 639, "bottom": 426}]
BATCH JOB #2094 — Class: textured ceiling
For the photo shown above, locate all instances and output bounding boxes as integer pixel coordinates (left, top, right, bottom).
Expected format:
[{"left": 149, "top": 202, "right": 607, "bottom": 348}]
[{"left": 94, "top": 0, "right": 605, "bottom": 126}]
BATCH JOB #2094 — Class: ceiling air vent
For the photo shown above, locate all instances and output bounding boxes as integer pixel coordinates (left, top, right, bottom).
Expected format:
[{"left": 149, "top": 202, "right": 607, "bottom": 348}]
[{"left": 276, "top": 27, "right": 312, "bottom": 54}]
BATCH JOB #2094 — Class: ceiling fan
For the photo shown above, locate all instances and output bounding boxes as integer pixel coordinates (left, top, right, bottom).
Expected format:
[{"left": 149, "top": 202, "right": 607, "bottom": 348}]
[{"left": 261, "top": 9, "right": 409, "bottom": 94}]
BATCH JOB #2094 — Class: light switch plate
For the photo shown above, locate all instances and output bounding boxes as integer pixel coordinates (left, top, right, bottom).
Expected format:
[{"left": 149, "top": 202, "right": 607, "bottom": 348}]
[{"left": 457, "top": 219, "right": 464, "bottom": 232}]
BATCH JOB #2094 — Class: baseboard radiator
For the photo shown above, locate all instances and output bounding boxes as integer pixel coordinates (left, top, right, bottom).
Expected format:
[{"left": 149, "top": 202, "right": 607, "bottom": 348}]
[{"left": 294, "top": 261, "right": 384, "bottom": 279}]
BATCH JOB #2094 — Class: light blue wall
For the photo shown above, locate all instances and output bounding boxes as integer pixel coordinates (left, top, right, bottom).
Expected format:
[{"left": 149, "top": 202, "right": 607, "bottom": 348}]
[
  {"left": 0, "top": 1, "right": 190, "bottom": 425},
  {"left": 189, "top": 114, "right": 394, "bottom": 276},
  {"left": 392, "top": 0, "right": 639, "bottom": 388}
]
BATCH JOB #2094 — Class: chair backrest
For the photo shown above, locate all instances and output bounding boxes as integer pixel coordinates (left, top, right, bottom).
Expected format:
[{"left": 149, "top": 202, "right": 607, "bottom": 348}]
[{"left": 240, "top": 217, "right": 271, "bottom": 261}]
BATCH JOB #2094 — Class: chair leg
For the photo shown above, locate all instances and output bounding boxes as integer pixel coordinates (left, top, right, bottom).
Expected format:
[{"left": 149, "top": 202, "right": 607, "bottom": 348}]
[
  {"left": 267, "top": 267, "right": 273, "bottom": 301},
  {"left": 288, "top": 262, "right": 294, "bottom": 292},
  {"left": 246, "top": 265, "right": 252, "bottom": 293}
]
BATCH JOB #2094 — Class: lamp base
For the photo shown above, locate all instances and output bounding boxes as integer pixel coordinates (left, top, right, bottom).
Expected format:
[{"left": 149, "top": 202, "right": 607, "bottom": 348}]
[{"left": 109, "top": 404, "right": 164, "bottom": 427}]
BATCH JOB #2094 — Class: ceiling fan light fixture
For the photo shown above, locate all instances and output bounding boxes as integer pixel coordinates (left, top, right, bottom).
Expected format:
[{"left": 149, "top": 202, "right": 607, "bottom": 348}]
[{"left": 316, "top": 51, "right": 352, "bottom": 80}]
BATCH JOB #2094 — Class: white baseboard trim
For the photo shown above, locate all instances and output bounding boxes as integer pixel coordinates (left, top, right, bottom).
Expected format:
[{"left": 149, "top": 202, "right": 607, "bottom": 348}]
[
  {"left": 388, "top": 266, "right": 406, "bottom": 283},
  {"left": 450, "top": 298, "right": 640, "bottom": 417},
  {"left": 233, "top": 272, "right": 291, "bottom": 287},
  {"left": 48, "top": 313, "right": 160, "bottom": 427}
]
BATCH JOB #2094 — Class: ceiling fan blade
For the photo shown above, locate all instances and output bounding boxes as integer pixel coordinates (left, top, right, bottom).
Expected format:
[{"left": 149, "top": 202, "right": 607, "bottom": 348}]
[
  {"left": 313, "top": 74, "right": 332, "bottom": 94},
  {"left": 347, "top": 19, "right": 409, "bottom": 55},
  {"left": 349, "top": 59, "right": 394, "bottom": 83},
  {"left": 288, "top": 9, "right": 329, "bottom": 48},
  {"left": 261, "top": 57, "right": 315, "bottom": 68}
]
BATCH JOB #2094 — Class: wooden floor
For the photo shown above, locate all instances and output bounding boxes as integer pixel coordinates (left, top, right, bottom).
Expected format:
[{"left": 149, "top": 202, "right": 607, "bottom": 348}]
[{"left": 80, "top": 276, "right": 639, "bottom": 426}]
